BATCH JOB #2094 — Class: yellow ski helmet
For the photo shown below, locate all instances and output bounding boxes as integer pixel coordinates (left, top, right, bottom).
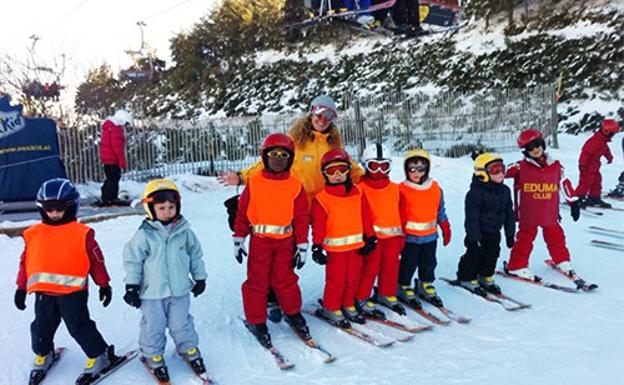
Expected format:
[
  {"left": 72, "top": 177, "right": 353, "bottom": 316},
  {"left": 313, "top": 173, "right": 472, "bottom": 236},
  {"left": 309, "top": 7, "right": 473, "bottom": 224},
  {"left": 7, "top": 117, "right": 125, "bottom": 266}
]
[
  {"left": 404, "top": 149, "right": 431, "bottom": 182},
  {"left": 142, "top": 179, "right": 181, "bottom": 220},
  {"left": 473, "top": 153, "right": 504, "bottom": 183}
]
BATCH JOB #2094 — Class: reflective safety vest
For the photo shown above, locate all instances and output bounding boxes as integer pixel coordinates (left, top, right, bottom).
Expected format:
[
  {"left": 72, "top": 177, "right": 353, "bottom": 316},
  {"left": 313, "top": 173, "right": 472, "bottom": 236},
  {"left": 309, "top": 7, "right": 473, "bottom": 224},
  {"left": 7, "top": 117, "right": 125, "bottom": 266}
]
[
  {"left": 315, "top": 186, "right": 365, "bottom": 252},
  {"left": 400, "top": 180, "right": 441, "bottom": 237},
  {"left": 359, "top": 182, "right": 403, "bottom": 239},
  {"left": 24, "top": 222, "right": 91, "bottom": 294},
  {"left": 247, "top": 172, "right": 302, "bottom": 239}
]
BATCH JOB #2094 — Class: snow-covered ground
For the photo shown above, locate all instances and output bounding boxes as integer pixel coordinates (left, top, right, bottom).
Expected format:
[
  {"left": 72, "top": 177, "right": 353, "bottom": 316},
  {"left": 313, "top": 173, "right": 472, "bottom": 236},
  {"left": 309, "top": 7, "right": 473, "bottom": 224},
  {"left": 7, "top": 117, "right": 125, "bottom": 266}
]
[{"left": 1, "top": 133, "right": 623, "bottom": 385}]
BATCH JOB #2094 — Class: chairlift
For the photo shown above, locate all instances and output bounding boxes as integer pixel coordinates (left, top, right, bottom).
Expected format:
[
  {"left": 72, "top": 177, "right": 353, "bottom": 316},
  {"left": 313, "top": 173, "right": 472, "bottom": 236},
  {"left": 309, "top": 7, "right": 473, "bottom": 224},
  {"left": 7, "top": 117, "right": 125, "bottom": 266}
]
[
  {"left": 23, "top": 35, "right": 64, "bottom": 101},
  {"left": 120, "top": 21, "right": 154, "bottom": 82}
]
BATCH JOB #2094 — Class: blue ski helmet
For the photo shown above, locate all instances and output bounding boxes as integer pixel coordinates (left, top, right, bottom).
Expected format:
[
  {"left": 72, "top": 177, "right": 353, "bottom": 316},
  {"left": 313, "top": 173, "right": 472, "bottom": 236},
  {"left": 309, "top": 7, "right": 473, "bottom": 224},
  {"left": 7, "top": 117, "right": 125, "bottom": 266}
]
[{"left": 36, "top": 178, "right": 80, "bottom": 224}]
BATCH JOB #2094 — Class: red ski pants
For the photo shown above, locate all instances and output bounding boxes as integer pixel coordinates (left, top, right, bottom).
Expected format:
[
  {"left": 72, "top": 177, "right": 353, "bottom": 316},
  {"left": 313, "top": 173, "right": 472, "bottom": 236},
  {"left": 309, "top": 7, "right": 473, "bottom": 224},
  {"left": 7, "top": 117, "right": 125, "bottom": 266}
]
[
  {"left": 507, "top": 222, "right": 570, "bottom": 270},
  {"left": 355, "top": 236, "right": 404, "bottom": 301},
  {"left": 576, "top": 167, "right": 603, "bottom": 198},
  {"left": 242, "top": 236, "right": 302, "bottom": 324},
  {"left": 322, "top": 249, "right": 363, "bottom": 311}
]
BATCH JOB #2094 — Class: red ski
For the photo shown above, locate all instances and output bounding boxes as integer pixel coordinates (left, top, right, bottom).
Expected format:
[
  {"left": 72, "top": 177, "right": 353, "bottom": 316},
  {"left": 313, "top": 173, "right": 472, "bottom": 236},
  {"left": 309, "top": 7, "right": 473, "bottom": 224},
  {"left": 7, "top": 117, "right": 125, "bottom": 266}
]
[{"left": 544, "top": 259, "right": 598, "bottom": 292}]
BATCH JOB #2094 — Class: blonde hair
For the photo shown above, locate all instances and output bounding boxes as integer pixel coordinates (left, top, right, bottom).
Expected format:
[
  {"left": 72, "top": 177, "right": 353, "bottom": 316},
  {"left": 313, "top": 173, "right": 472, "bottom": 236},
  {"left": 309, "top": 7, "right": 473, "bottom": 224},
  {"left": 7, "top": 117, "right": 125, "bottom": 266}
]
[{"left": 288, "top": 116, "right": 343, "bottom": 149}]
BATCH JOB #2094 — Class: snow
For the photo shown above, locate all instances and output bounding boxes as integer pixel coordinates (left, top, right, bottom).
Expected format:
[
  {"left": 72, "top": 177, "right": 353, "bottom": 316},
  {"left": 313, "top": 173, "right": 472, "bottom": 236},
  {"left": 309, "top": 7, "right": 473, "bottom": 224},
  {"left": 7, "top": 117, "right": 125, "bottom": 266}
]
[{"left": 1, "top": 133, "right": 623, "bottom": 384}]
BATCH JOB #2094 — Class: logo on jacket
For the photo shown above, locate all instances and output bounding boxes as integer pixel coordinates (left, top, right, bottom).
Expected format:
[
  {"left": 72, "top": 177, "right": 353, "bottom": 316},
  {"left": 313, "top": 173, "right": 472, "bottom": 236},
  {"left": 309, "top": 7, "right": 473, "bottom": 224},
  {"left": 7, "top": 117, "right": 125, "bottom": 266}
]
[
  {"left": 0, "top": 96, "right": 26, "bottom": 139},
  {"left": 523, "top": 183, "right": 558, "bottom": 200}
]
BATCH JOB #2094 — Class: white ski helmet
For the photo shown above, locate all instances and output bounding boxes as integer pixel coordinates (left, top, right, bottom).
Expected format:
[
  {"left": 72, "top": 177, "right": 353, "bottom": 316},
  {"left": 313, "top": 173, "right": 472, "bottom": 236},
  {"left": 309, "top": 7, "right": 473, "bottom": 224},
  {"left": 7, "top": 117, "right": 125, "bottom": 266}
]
[
  {"left": 362, "top": 142, "right": 391, "bottom": 162},
  {"left": 113, "top": 109, "right": 133, "bottom": 126}
]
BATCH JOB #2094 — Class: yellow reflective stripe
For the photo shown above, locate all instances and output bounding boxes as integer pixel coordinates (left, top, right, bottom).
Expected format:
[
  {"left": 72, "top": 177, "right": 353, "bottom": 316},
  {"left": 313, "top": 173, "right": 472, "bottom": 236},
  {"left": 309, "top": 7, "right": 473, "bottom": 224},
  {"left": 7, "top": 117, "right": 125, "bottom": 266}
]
[
  {"left": 373, "top": 225, "right": 403, "bottom": 236},
  {"left": 251, "top": 224, "right": 293, "bottom": 235},
  {"left": 27, "top": 273, "right": 86, "bottom": 288},
  {"left": 324, "top": 234, "right": 363, "bottom": 247},
  {"left": 405, "top": 221, "right": 437, "bottom": 231}
]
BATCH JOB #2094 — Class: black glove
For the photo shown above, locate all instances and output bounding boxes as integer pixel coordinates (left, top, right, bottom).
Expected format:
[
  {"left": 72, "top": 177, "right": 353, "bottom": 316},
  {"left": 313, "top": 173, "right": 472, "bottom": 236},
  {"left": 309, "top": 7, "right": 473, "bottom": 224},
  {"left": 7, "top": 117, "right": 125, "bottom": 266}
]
[
  {"left": 312, "top": 244, "right": 327, "bottom": 265},
  {"left": 99, "top": 286, "right": 112, "bottom": 307},
  {"left": 14, "top": 289, "right": 26, "bottom": 311},
  {"left": 192, "top": 280, "right": 206, "bottom": 297},
  {"left": 570, "top": 200, "right": 581, "bottom": 222},
  {"left": 506, "top": 236, "right": 515, "bottom": 249},
  {"left": 359, "top": 236, "right": 378, "bottom": 255},
  {"left": 123, "top": 285, "right": 141, "bottom": 308}
]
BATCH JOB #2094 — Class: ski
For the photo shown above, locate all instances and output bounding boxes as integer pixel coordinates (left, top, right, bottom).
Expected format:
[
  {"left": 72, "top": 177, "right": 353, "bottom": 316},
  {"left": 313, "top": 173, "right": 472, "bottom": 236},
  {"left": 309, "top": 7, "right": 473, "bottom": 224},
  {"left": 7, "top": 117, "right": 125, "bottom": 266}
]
[
  {"left": 435, "top": 305, "right": 473, "bottom": 323},
  {"left": 591, "top": 239, "right": 624, "bottom": 251},
  {"left": 303, "top": 309, "right": 395, "bottom": 348},
  {"left": 285, "top": 322, "right": 336, "bottom": 363},
  {"left": 588, "top": 226, "right": 624, "bottom": 236},
  {"left": 28, "top": 347, "right": 67, "bottom": 385},
  {"left": 76, "top": 348, "right": 139, "bottom": 385},
  {"left": 240, "top": 319, "right": 294, "bottom": 370},
  {"left": 365, "top": 315, "right": 433, "bottom": 334},
  {"left": 544, "top": 259, "right": 598, "bottom": 292},
  {"left": 496, "top": 263, "right": 578, "bottom": 293},
  {"left": 440, "top": 278, "right": 530, "bottom": 311},
  {"left": 560, "top": 203, "right": 603, "bottom": 216},
  {"left": 178, "top": 355, "right": 218, "bottom": 385},
  {"left": 399, "top": 299, "right": 452, "bottom": 325},
  {"left": 140, "top": 356, "right": 172, "bottom": 385}
]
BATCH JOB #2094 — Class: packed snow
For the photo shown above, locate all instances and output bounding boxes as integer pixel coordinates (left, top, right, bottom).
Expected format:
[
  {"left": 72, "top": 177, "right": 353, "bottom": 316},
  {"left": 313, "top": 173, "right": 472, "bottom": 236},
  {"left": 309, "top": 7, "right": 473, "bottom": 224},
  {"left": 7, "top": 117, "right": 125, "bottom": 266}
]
[{"left": 1, "top": 133, "right": 623, "bottom": 385}]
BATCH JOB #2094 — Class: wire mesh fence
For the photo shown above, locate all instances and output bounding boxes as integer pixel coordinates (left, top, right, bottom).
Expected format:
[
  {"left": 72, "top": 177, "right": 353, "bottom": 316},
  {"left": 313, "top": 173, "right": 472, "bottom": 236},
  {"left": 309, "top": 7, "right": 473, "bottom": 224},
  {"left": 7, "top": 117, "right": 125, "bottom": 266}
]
[{"left": 59, "top": 84, "right": 557, "bottom": 184}]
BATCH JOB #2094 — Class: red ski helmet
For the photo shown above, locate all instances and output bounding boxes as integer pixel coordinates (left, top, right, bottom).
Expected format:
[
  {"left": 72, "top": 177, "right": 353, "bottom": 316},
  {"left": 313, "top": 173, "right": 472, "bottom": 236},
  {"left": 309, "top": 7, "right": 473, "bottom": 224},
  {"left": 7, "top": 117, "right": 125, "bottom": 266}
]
[
  {"left": 260, "top": 133, "right": 295, "bottom": 171},
  {"left": 517, "top": 128, "right": 544, "bottom": 149},
  {"left": 321, "top": 148, "right": 351, "bottom": 169},
  {"left": 601, "top": 119, "right": 621, "bottom": 136}
]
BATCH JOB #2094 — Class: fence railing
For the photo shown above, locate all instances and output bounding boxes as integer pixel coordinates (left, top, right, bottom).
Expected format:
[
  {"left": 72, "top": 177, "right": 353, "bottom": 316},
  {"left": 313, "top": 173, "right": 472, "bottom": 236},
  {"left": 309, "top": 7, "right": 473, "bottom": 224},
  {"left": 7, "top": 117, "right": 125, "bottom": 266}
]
[{"left": 59, "top": 84, "right": 557, "bottom": 184}]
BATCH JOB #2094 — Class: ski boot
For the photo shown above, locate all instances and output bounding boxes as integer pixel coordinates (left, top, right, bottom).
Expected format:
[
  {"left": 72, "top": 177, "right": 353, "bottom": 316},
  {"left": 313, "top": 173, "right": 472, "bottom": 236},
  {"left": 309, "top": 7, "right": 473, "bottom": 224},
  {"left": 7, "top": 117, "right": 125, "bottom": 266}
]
[
  {"left": 342, "top": 306, "right": 366, "bottom": 324},
  {"left": 29, "top": 351, "right": 57, "bottom": 385},
  {"left": 284, "top": 312, "right": 312, "bottom": 341},
  {"left": 316, "top": 307, "right": 351, "bottom": 329},
  {"left": 180, "top": 347, "right": 206, "bottom": 375},
  {"left": 555, "top": 261, "right": 575, "bottom": 277},
  {"left": 505, "top": 265, "right": 538, "bottom": 281},
  {"left": 76, "top": 345, "right": 119, "bottom": 385},
  {"left": 140, "top": 354, "right": 170, "bottom": 383},
  {"left": 459, "top": 279, "right": 489, "bottom": 297},
  {"left": 417, "top": 281, "right": 444, "bottom": 308},
  {"left": 397, "top": 285, "right": 423, "bottom": 309},
  {"left": 244, "top": 322, "right": 272, "bottom": 349},
  {"left": 607, "top": 174, "right": 624, "bottom": 198},
  {"left": 583, "top": 196, "right": 612, "bottom": 208},
  {"left": 477, "top": 276, "right": 502, "bottom": 295},
  {"left": 356, "top": 299, "right": 386, "bottom": 320},
  {"left": 267, "top": 299, "right": 283, "bottom": 323},
  {"left": 374, "top": 293, "right": 407, "bottom": 316}
]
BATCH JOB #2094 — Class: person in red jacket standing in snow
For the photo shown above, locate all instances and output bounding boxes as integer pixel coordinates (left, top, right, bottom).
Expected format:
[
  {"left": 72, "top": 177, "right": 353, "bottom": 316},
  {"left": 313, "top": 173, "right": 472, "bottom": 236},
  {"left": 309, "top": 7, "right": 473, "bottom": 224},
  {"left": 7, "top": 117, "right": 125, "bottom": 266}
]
[
  {"left": 504, "top": 128, "right": 577, "bottom": 280},
  {"left": 99, "top": 109, "right": 131, "bottom": 206},
  {"left": 576, "top": 118, "right": 621, "bottom": 208}
]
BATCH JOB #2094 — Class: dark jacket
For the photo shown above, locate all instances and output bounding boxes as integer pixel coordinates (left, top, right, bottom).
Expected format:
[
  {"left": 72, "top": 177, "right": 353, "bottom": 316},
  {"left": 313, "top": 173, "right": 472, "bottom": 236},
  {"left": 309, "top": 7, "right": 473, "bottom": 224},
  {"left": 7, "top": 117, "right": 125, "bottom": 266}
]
[{"left": 464, "top": 176, "right": 515, "bottom": 243}]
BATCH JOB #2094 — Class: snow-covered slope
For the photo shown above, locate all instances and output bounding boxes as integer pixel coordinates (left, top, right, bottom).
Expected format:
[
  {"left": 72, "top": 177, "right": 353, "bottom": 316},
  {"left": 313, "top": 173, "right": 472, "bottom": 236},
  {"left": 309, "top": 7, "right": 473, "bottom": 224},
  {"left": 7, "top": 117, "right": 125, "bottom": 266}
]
[{"left": 1, "top": 133, "right": 623, "bottom": 384}]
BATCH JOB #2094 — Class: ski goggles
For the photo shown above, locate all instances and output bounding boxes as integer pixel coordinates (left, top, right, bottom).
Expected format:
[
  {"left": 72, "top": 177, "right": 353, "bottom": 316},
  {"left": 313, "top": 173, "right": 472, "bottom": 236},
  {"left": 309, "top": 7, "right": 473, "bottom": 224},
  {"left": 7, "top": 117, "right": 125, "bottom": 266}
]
[
  {"left": 323, "top": 162, "right": 351, "bottom": 177},
  {"left": 486, "top": 162, "right": 505, "bottom": 175},
  {"left": 525, "top": 139, "right": 544, "bottom": 152},
  {"left": 37, "top": 200, "right": 71, "bottom": 212},
  {"left": 310, "top": 105, "right": 338, "bottom": 123},
  {"left": 365, "top": 159, "right": 392, "bottom": 174},
  {"left": 266, "top": 149, "right": 291, "bottom": 159},
  {"left": 144, "top": 190, "right": 180, "bottom": 204},
  {"left": 407, "top": 165, "right": 427, "bottom": 173}
]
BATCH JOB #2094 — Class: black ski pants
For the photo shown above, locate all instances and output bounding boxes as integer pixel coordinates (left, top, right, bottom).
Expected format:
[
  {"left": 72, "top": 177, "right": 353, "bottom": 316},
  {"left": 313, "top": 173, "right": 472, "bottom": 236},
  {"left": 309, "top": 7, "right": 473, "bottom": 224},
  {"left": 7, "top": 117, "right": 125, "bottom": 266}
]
[
  {"left": 398, "top": 240, "right": 437, "bottom": 285},
  {"left": 31, "top": 290, "right": 108, "bottom": 358},
  {"left": 392, "top": 0, "right": 421, "bottom": 27},
  {"left": 101, "top": 164, "right": 121, "bottom": 203},
  {"left": 456, "top": 232, "right": 501, "bottom": 282}
]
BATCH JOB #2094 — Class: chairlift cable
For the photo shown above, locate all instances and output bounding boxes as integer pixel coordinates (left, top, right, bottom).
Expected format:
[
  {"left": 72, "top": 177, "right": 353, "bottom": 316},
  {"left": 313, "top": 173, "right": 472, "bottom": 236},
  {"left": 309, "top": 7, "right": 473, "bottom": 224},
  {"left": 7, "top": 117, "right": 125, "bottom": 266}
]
[{"left": 144, "top": 0, "right": 198, "bottom": 21}]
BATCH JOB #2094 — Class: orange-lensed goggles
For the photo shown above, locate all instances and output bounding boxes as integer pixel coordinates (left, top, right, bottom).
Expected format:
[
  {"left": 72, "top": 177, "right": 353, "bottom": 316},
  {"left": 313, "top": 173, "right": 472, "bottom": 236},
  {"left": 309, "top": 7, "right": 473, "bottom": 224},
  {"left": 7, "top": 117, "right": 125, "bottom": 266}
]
[
  {"left": 365, "top": 159, "right": 391, "bottom": 174},
  {"left": 486, "top": 162, "right": 505, "bottom": 175},
  {"left": 323, "top": 162, "right": 350, "bottom": 177},
  {"left": 266, "top": 149, "right": 291, "bottom": 159},
  {"left": 310, "top": 105, "right": 337, "bottom": 122}
]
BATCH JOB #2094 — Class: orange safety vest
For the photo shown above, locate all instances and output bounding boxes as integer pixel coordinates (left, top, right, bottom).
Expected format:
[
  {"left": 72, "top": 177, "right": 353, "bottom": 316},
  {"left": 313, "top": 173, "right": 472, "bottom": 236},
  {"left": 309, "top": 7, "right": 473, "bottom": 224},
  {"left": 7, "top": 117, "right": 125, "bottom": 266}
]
[
  {"left": 399, "top": 180, "right": 441, "bottom": 237},
  {"left": 315, "top": 186, "right": 365, "bottom": 252},
  {"left": 247, "top": 172, "right": 303, "bottom": 239},
  {"left": 359, "top": 182, "right": 403, "bottom": 239},
  {"left": 24, "top": 222, "right": 91, "bottom": 294}
]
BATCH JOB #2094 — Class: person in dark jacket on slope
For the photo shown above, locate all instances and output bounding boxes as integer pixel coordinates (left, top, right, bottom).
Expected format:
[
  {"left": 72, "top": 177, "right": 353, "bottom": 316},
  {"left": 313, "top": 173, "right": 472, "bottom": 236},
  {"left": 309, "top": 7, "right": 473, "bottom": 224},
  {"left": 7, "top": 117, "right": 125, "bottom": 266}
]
[{"left": 455, "top": 153, "right": 515, "bottom": 295}]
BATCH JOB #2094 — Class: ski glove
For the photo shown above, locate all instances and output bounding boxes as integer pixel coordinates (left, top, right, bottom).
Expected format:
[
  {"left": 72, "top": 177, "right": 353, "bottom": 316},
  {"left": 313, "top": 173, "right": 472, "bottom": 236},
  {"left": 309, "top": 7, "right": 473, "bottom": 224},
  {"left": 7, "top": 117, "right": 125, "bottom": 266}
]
[
  {"left": 233, "top": 237, "right": 248, "bottom": 264},
  {"left": 506, "top": 235, "right": 515, "bottom": 249},
  {"left": 123, "top": 285, "right": 141, "bottom": 308},
  {"left": 570, "top": 200, "right": 581, "bottom": 222},
  {"left": 312, "top": 244, "right": 327, "bottom": 265},
  {"left": 192, "top": 279, "right": 206, "bottom": 297},
  {"left": 440, "top": 221, "right": 451, "bottom": 246},
  {"left": 14, "top": 289, "right": 26, "bottom": 311},
  {"left": 293, "top": 243, "right": 308, "bottom": 270},
  {"left": 99, "top": 285, "right": 112, "bottom": 307},
  {"left": 359, "top": 236, "right": 378, "bottom": 255}
]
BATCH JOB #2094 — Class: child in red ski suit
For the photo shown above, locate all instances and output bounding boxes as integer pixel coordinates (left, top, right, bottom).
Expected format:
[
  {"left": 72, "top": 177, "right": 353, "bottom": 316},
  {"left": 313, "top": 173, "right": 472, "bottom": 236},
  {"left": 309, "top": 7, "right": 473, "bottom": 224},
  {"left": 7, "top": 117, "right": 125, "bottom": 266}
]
[
  {"left": 311, "top": 149, "right": 377, "bottom": 329},
  {"left": 505, "top": 128, "right": 576, "bottom": 279},
  {"left": 354, "top": 143, "right": 407, "bottom": 317},
  {"left": 233, "top": 133, "right": 311, "bottom": 347},
  {"left": 576, "top": 118, "right": 621, "bottom": 208}
]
